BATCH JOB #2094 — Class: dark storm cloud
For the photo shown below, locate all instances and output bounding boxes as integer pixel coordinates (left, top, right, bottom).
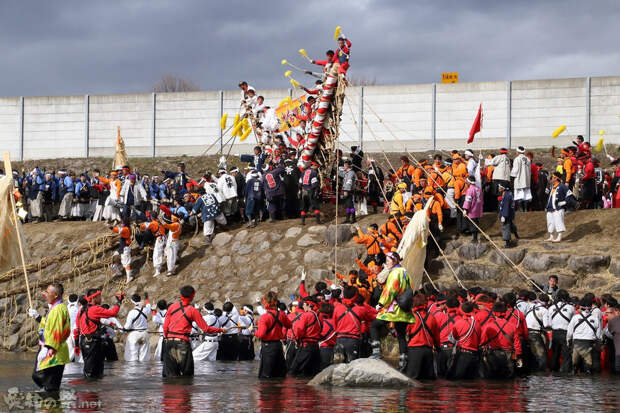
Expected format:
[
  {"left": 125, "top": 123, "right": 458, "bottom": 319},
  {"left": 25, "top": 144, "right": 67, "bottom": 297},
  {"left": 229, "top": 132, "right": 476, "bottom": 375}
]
[{"left": 1, "top": 0, "right": 619, "bottom": 97}]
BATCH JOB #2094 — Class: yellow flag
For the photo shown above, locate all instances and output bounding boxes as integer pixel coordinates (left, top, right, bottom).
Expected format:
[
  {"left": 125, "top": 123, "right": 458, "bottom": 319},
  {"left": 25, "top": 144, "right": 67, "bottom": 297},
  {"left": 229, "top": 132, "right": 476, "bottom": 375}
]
[
  {"left": 284, "top": 70, "right": 292, "bottom": 77},
  {"left": 281, "top": 59, "right": 287, "bottom": 65},
  {"left": 599, "top": 130, "right": 606, "bottom": 136},
  {"left": 333, "top": 26, "right": 341, "bottom": 40},
  {"left": 231, "top": 122, "right": 243, "bottom": 137},
  {"left": 220, "top": 114, "right": 228, "bottom": 130},
  {"left": 290, "top": 79, "right": 300, "bottom": 88},
  {"left": 232, "top": 113, "right": 240, "bottom": 126},
  {"left": 299, "top": 49, "right": 307, "bottom": 58},
  {"left": 594, "top": 138, "right": 604, "bottom": 152},
  {"left": 551, "top": 125, "right": 566, "bottom": 138},
  {"left": 239, "top": 128, "right": 252, "bottom": 142}
]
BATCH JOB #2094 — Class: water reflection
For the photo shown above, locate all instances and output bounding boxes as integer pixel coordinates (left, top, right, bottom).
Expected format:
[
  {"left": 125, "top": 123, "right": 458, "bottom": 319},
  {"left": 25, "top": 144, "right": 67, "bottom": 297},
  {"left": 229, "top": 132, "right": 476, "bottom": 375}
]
[{"left": 0, "top": 353, "right": 618, "bottom": 412}]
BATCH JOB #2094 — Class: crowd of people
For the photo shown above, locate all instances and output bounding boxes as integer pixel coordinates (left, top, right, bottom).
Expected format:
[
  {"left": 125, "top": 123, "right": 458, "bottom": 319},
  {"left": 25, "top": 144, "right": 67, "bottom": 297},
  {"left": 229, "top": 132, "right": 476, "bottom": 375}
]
[{"left": 28, "top": 262, "right": 620, "bottom": 392}]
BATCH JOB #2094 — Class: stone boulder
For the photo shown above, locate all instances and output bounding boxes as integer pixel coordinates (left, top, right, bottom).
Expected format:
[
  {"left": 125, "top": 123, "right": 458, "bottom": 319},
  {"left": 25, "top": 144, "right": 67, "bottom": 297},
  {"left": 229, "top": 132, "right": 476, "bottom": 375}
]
[
  {"left": 330, "top": 246, "right": 364, "bottom": 266},
  {"left": 456, "top": 263, "right": 495, "bottom": 281},
  {"left": 443, "top": 240, "right": 463, "bottom": 256},
  {"left": 325, "top": 224, "right": 354, "bottom": 246},
  {"left": 522, "top": 253, "right": 570, "bottom": 272},
  {"left": 4, "top": 333, "right": 19, "bottom": 351},
  {"left": 269, "top": 231, "right": 284, "bottom": 243},
  {"left": 285, "top": 227, "right": 302, "bottom": 238},
  {"left": 567, "top": 255, "right": 611, "bottom": 274},
  {"left": 489, "top": 248, "right": 528, "bottom": 266},
  {"left": 297, "top": 234, "right": 320, "bottom": 247},
  {"left": 308, "top": 358, "right": 420, "bottom": 388},
  {"left": 457, "top": 243, "right": 489, "bottom": 260},
  {"left": 308, "top": 225, "right": 326, "bottom": 234},
  {"left": 610, "top": 260, "right": 620, "bottom": 278},
  {"left": 304, "top": 250, "right": 330, "bottom": 267},
  {"left": 212, "top": 233, "right": 233, "bottom": 248}
]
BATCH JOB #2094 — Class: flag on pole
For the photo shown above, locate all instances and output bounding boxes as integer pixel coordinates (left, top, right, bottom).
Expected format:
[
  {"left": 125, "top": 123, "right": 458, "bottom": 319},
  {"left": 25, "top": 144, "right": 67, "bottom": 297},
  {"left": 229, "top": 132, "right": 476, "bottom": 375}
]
[{"left": 467, "top": 104, "right": 482, "bottom": 144}]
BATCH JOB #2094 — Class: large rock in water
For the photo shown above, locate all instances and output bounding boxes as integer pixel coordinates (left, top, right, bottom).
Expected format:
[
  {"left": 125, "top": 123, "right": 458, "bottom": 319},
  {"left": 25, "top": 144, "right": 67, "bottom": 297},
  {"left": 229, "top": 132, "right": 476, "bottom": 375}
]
[{"left": 308, "top": 358, "right": 420, "bottom": 388}]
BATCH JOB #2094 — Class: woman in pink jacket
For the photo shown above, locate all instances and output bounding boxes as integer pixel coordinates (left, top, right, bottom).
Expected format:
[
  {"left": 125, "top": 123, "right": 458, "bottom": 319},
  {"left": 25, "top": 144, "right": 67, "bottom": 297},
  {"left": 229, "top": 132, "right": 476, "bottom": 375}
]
[{"left": 462, "top": 176, "right": 484, "bottom": 242}]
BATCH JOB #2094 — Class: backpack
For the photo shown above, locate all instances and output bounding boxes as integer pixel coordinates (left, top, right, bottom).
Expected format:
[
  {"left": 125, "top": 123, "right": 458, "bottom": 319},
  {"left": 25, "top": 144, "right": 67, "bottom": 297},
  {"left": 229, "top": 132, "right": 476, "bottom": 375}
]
[{"left": 396, "top": 271, "right": 414, "bottom": 313}]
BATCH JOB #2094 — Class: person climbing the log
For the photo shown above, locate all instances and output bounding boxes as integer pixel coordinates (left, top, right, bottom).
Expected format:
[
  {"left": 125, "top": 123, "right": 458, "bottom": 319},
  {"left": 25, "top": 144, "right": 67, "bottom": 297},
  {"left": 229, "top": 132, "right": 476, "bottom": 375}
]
[
  {"left": 299, "top": 161, "right": 321, "bottom": 225},
  {"left": 28, "top": 283, "right": 71, "bottom": 392},
  {"left": 110, "top": 218, "right": 133, "bottom": 282},
  {"left": 160, "top": 214, "right": 182, "bottom": 276}
]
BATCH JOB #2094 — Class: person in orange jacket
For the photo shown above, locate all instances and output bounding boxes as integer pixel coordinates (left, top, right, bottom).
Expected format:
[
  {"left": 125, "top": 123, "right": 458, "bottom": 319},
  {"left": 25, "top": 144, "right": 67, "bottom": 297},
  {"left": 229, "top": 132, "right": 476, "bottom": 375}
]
[
  {"left": 353, "top": 223, "right": 384, "bottom": 265},
  {"left": 396, "top": 156, "right": 415, "bottom": 190},
  {"left": 424, "top": 187, "right": 444, "bottom": 233}
]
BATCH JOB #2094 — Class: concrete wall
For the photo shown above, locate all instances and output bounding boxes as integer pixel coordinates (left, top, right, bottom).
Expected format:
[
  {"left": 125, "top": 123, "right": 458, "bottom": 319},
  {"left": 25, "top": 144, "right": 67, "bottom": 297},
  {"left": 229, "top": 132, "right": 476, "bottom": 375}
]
[{"left": 2, "top": 75, "right": 619, "bottom": 160}]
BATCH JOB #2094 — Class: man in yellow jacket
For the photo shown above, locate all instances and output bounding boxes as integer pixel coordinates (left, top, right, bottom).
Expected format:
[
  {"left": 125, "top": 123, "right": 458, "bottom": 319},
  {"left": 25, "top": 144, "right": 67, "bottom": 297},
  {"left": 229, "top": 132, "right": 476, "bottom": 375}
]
[
  {"left": 28, "top": 283, "right": 71, "bottom": 392},
  {"left": 389, "top": 182, "right": 408, "bottom": 217}
]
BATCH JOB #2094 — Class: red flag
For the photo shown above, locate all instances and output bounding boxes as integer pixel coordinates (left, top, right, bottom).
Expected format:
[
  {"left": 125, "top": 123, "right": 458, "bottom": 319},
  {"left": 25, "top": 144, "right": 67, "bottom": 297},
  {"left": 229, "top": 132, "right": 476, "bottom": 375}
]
[{"left": 468, "top": 104, "right": 482, "bottom": 144}]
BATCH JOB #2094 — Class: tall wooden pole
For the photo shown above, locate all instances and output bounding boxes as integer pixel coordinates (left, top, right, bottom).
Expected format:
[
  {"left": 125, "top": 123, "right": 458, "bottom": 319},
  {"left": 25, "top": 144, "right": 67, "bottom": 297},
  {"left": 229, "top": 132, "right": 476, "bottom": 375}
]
[{"left": 3, "top": 152, "right": 32, "bottom": 308}]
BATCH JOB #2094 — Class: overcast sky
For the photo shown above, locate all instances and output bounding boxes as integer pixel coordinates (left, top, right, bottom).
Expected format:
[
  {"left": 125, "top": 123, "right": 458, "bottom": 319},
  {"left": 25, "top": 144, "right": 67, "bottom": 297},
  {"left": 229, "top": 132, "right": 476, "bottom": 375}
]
[{"left": 1, "top": 0, "right": 619, "bottom": 97}]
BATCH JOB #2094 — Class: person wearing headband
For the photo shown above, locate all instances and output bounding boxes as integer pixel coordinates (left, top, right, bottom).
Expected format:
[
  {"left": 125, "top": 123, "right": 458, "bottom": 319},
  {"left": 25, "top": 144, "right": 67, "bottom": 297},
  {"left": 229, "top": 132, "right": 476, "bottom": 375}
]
[
  {"left": 238, "top": 305, "right": 256, "bottom": 361},
  {"left": 192, "top": 302, "right": 221, "bottom": 361}
]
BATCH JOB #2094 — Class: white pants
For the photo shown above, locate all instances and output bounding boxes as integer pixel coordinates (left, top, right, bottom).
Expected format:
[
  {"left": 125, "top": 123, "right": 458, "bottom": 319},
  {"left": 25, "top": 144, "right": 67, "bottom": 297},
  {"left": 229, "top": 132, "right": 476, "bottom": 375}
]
[
  {"left": 192, "top": 338, "right": 219, "bottom": 361},
  {"left": 446, "top": 188, "right": 457, "bottom": 218},
  {"left": 124, "top": 331, "right": 151, "bottom": 361},
  {"left": 546, "top": 210, "right": 566, "bottom": 233},
  {"left": 165, "top": 238, "right": 178, "bottom": 272},
  {"left": 72, "top": 202, "right": 90, "bottom": 218},
  {"left": 58, "top": 193, "right": 73, "bottom": 218},
  {"left": 203, "top": 214, "right": 227, "bottom": 237},
  {"left": 103, "top": 196, "right": 121, "bottom": 221},
  {"left": 66, "top": 335, "right": 83, "bottom": 363},
  {"left": 92, "top": 204, "right": 105, "bottom": 221},
  {"left": 154, "top": 336, "right": 163, "bottom": 360},
  {"left": 29, "top": 192, "right": 43, "bottom": 218},
  {"left": 514, "top": 188, "right": 532, "bottom": 201},
  {"left": 120, "top": 246, "right": 131, "bottom": 270},
  {"left": 153, "top": 236, "right": 166, "bottom": 271},
  {"left": 190, "top": 337, "right": 201, "bottom": 350}
]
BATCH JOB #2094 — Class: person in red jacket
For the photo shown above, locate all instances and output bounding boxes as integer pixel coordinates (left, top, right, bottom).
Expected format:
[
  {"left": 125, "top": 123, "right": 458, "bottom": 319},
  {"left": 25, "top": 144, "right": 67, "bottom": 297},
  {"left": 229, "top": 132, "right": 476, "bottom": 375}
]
[
  {"left": 435, "top": 297, "right": 460, "bottom": 377},
  {"left": 289, "top": 296, "right": 323, "bottom": 376},
  {"left": 333, "top": 35, "right": 352, "bottom": 75},
  {"left": 255, "top": 291, "right": 293, "bottom": 378},
  {"left": 447, "top": 301, "right": 481, "bottom": 380},
  {"left": 480, "top": 301, "right": 523, "bottom": 379},
  {"left": 582, "top": 157, "right": 599, "bottom": 209},
  {"left": 284, "top": 299, "right": 305, "bottom": 369},
  {"left": 162, "top": 285, "right": 226, "bottom": 377},
  {"left": 405, "top": 293, "right": 441, "bottom": 380},
  {"left": 332, "top": 286, "right": 377, "bottom": 363},
  {"left": 474, "top": 295, "right": 496, "bottom": 331},
  {"left": 318, "top": 303, "right": 336, "bottom": 370},
  {"left": 74, "top": 288, "right": 123, "bottom": 378},
  {"left": 311, "top": 50, "right": 335, "bottom": 68}
]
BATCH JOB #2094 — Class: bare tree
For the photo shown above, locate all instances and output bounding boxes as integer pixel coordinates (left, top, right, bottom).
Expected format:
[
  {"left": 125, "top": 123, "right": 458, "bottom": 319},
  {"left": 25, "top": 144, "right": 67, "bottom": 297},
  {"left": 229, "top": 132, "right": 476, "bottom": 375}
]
[
  {"left": 347, "top": 75, "right": 378, "bottom": 86},
  {"left": 152, "top": 74, "right": 200, "bottom": 92}
]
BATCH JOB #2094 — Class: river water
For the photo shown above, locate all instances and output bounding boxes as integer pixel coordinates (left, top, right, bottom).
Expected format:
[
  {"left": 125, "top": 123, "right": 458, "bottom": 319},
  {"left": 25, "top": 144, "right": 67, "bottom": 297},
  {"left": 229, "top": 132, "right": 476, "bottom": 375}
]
[{"left": 0, "top": 353, "right": 618, "bottom": 412}]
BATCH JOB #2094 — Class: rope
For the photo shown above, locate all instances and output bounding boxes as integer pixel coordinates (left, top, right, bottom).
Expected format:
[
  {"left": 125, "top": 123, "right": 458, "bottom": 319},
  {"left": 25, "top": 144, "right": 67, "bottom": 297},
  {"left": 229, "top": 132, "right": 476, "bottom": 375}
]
[
  {"left": 361, "top": 98, "right": 545, "bottom": 294},
  {"left": 427, "top": 230, "right": 466, "bottom": 290},
  {"left": 423, "top": 269, "right": 438, "bottom": 291}
]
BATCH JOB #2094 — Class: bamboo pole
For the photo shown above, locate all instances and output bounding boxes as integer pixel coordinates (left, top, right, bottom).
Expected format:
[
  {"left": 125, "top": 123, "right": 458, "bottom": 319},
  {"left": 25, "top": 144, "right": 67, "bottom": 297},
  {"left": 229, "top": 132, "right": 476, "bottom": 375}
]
[{"left": 3, "top": 152, "right": 32, "bottom": 308}]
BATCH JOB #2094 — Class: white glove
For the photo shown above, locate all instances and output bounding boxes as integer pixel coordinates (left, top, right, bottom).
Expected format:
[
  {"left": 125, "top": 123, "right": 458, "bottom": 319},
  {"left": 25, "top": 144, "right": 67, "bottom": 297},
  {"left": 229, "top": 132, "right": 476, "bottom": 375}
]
[
  {"left": 478, "top": 153, "right": 483, "bottom": 160},
  {"left": 28, "top": 308, "right": 39, "bottom": 319},
  {"left": 558, "top": 201, "right": 566, "bottom": 206},
  {"left": 500, "top": 216, "right": 505, "bottom": 223},
  {"left": 301, "top": 269, "right": 306, "bottom": 281},
  {"left": 516, "top": 359, "right": 523, "bottom": 368},
  {"left": 438, "top": 224, "right": 444, "bottom": 232}
]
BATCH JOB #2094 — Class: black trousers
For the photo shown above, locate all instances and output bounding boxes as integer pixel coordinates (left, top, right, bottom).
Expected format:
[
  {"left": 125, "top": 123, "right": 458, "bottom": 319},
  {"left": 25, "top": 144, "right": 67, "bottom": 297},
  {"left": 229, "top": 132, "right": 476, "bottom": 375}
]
[
  {"left": 80, "top": 336, "right": 105, "bottom": 378},
  {"left": 405, "top": 346, "right": 436, "bottom": 380},
  {"left": 335, "top": 337, "right": 360, "bottom": 363},
  {"left": 301, "top": 189, "right": 319, "bottom": 215},
  {"left": 482, "top": 349, "right": 515, "bottom": 379},
  {"left": 289, "top": 343, "right": 321, "bottom": 377},
  {"left": 103, "top": 337, "right": 118, "bottom": 361},
  {"left": 436, "top": 346, "right": 453, "bottom": 377},
  {"left": 370, "top": 319, "right": 408, "bottom": 355},
  {"left": 320, "top": 347, "right": 334, "bottom": 371},
  {"left": 360, "top": 332, "right": 372, "bottom": 358},
  {"left": 162, "top": 339, "right": 194, "bottom": 377},
  {"left": 259, "top": 341, "right": 287, "bottom": 378},
  {"left": 285, "top": 191, "right": 299, "bottom": 218},
  {"left": 32, "top": 364, "right": 65, "bottom": 392},
  {"left": 285, "top": 340, "right": 297, "bottom": 370},
  {"left": 217, "top": 334, "right": 239, "bottom": 361},
  {"left": 447, "top": 349, "right": 479, "bottom": 380},
  {"left": 550, "top": 329, "right": 571, "bottom": 372},
  {"left": 238, "top": 335, "right": 255, "bottom": 361}
]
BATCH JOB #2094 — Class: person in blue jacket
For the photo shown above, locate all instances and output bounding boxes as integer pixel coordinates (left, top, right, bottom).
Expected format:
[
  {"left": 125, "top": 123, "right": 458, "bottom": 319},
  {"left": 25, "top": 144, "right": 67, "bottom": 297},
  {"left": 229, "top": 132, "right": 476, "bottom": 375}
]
[
  {"left": 240, "top": 146, "right": 268, "bottom": 173},
  {"left": 57, "top": 171, "right": 75, "bottom": 220},
  {"left": 40, "top": 172, "right": 59, "bottom": 221},
  {"left": 244, "top": 168, "right": 264, "bottom": 227},
  {"left": 191, "top": 192, "right": 226, "bottom": 245},
  {"left": 498, "top": 183, "right": 518, "bottom": 248},
  {"left": 74, "top": 174, "right": 92, "bottom": 220},
  {"left": 262, "top": 164, "right": 285, "bottom": 222},
  {"left": 545, "top": 172, "right": 571, "bottom": 243},
  {"left": 26, "top": 168, "right": 45, "bottom": 222}
]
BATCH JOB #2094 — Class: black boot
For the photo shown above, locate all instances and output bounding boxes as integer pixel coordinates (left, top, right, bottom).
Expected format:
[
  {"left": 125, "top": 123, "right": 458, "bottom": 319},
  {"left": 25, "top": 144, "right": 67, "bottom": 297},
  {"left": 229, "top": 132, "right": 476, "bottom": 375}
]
[
  {"left": 369, "top": 341, "right": 382, "bottom": 359},
  {"left": 301, "top": 215, "right": 306, "bottom": 226},
  {"left": 350, "top": 212, "right": 356, "bottom": 223},
  {"left": 315, "top": 213, "right": 321, "bottom": 224},
  {"left": 343, "top": 213, "right": 351, "bottom": 223},
  {"left": 373, "top": 205, "right": 378, "bottom": 214}
]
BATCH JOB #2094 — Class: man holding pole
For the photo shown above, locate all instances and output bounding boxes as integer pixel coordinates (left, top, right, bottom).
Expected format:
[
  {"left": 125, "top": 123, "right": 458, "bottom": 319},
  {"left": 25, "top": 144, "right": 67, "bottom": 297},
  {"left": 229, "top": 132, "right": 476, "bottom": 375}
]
[{"left": 28, "top": 283, "right": 71, "bottom": 392}]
